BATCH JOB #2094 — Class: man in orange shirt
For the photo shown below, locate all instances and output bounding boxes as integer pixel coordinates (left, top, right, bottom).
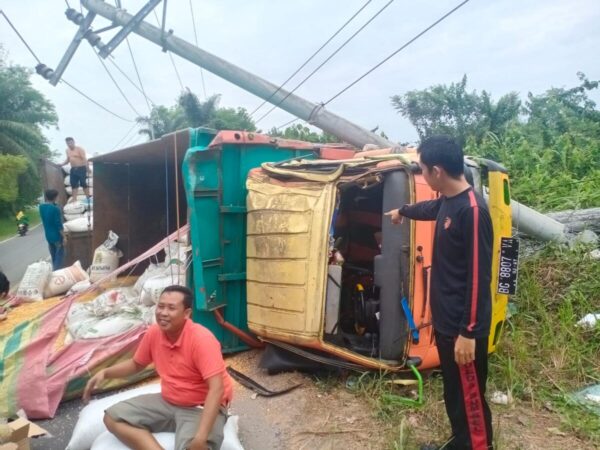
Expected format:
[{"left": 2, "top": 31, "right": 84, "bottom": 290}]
[{"left": 83, "top": 285, "right": 233, "bottom": 450}]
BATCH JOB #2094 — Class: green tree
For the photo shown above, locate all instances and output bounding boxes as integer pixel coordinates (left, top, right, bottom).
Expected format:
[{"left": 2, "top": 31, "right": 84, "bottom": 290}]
[
  {"left": 0, "top": 50, "right": 57, "bottom": 214},
  {"left": 0, "top": 155, "right": 28, "bottom": 203},
  {"left": 136, "top": 105, "right": 186, "bottom": 139},
  {"left": 391, "top": 75, "right": 520, "bottom": 145},
  {"left": 466, "top": 74, "right": 600, "bottom": 211},
  {"left": 268, "top": 123, "right": 339, "bottom": 143},
  {"left": 135, "top": 90, "right": 257, "bottom": 139}
]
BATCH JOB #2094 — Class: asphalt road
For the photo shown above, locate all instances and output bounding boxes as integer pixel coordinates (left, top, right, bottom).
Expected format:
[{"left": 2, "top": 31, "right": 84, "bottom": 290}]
[{"left": 0, "top": 224, "right": 49, "bottom": 289}]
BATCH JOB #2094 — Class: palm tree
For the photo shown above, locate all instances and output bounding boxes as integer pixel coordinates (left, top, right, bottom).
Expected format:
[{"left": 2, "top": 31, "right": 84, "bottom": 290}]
[
  {"left": 0, "top": 53, "right": 57, "bottom": 211},
  {"left": 177, "top": 90, "right": 221, "bottom": 128},
  {"left": 135, "top": 105, "right": 187, "bottom": 139}
]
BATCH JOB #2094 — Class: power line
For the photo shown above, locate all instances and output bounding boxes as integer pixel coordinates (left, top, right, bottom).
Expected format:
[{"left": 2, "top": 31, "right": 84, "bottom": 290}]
[
  {"left": 188, "top": 0, "right": 207, "bottom": 98},
  {"left": 61, "top": 79, "right": 134, "bottom": 122},
  {"left": 92, "top": 47, "right": 142, "bottom": 116},
  {"left": 167, "top": 52, "right": 184, "bottom": 91},
  {"left": 124, "top": 37, "right": 153, "bottom": 118},
  {"left": 324, "top": 0, "right": 471, "bottom": 105},
  {"left": 151, "top": 9, "right": 184, "bottom": 91},
  {"left": 1, "top": 9, "right": 134, "bottom": 123},
  {"left": 106, "top": 56, "right": 156, "bottom": 105},
  {"left": 0, "top": 10, "right": 42, "bottom": 63},
  {"left": 110, "top": 122, "right": 140, "bottom": 151},
  {"left": 249, "top": 0, "right": 373, "bottom": 118},
  {"left": 276, "top": 117, "right": 300, "bottom": 131},
  {"left": 254, "top": 0, "right": 395, "bottom": 125}
]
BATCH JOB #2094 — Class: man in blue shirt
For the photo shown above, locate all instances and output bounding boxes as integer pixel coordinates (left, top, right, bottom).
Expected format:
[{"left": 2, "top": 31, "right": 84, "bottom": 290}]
[{"left": 39, "top": 189, "right": 66, "bottom": 270}]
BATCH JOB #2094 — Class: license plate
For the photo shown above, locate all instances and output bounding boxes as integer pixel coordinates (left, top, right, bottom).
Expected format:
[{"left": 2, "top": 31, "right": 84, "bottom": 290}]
[{"left": 497, "top": 237, "right": 519, "bottom": 295}]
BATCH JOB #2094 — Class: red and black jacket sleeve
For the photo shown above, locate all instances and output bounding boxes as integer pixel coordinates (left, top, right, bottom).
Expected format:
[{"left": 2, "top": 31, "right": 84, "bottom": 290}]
[
  {"left": 459, "top": 193, "right": 493, "bottom": 338},
  {"left": 399, "top": 198, "right": 442, "bottom": 221}
]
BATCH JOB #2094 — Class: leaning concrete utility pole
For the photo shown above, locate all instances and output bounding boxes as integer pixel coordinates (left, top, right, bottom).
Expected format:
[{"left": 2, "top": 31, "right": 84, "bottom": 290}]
[
  {"left": 69, "top": 1, "right": 593, "bottom": 243},
  {"left": 80, "top": 0, "right": 393, "bottom": 149}
]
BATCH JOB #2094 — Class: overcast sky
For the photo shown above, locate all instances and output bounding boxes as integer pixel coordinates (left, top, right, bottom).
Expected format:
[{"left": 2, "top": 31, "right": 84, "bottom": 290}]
[{"left": 2, "top": 0, "right": 599, "bottom": 157}]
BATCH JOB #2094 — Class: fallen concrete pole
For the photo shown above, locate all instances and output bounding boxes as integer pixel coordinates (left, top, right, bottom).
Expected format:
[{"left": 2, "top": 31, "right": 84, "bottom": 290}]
[{"left": 547, "top": 207, "right": 600, "bottom": 232}]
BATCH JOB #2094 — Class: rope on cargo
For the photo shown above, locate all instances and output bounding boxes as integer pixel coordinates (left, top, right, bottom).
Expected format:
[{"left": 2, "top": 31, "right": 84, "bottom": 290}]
[
  {"left": 173, "top": 133, "right": 181, "bottom": 243},
  {"left": 164, "top": 143, "right": 174, "bottom": 281}
]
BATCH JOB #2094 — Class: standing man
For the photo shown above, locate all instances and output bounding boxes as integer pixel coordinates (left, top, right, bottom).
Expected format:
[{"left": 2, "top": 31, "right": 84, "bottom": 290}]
[
  {"left": 84, "top": 285, "right": 233, "bottom": 450},
  {"left": 39, "top": 189, "right": 65, "bottom": 270},
  {"left": 385, "top": 136, "right": 494, "bottom": 450},
  {"left": 61, "top": 137, "right": 90, "bottom": 202}
]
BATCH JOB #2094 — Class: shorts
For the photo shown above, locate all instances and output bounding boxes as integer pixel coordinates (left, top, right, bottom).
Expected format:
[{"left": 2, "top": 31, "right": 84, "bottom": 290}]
[
  {"left": 70, "top": 166, "right": 88, "bottom": 189},
  {"left": 105, "top": 393, "right": 227, "bottom": 450}
]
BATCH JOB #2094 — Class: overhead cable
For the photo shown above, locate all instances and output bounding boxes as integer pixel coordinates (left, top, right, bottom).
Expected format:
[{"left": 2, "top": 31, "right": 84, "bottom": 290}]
[
  {"left": 188, "top": 0, "right": 207, "bottom": 98},
  {"left": 124, "top": 37, "right": 153, "bottom": 118},
  {"left": 249, "top": 0, "right": 373, "bottom": 118},
  {"left": 0, "top": 10, "right": 42, "bottom": 63},
  {"left": 61, "top": 79, "right": 134, "bottom": 122},
  {"left": 110, "top": 122, "right": 140, "bottom": 151},
  {"left": 254, "top": 0, "right": 395, "bottom": 125},
  {"left": 1, "top": 10, "right": 133, "bottom": 122},
  {"left": 107, "top": 56, "right": 156, "bottom": 105},
  {"left": 151, "top": 8, "right": 185, "bottom": 91},
  {"left": 324, "top": 0, "right": 471, "bottom": 105},
  {"left": 93, "top": 48, "right": 142, "bottom": 116}
]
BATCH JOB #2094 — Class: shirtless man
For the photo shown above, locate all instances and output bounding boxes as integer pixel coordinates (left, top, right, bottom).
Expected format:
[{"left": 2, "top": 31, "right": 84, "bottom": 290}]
[{"left": 61, "top": 137, "right": 90, "bottom": 201}]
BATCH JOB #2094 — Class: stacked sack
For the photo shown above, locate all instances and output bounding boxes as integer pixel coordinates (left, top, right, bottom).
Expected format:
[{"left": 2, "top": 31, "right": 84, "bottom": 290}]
[
  {"left": 89, "top": 231, "right": 122, "bottom": 282},
  {"left": 63, "top": 200, "right": 93, "bottom": 232},
  {"left": 63, "top": 166, "right": 93, "bottom": 232},
  {"left": 16, "top": 260, "right": 90, "bottom": 301},
  {"left": 65, "top": 238, "right": 190, "bottom": 342},
  {"left": 63, "top": 166, "right": 93, "bottom": 198}
]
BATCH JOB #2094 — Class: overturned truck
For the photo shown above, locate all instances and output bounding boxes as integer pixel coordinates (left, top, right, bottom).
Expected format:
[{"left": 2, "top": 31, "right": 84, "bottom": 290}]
[{"left": 244, "top": 152, "right": 512, "bottom": 371}]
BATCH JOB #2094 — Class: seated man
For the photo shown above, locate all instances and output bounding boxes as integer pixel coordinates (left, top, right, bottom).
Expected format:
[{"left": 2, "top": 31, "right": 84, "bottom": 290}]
[{"left": 83, "top": 285, "right": 233, "bottom": 450}]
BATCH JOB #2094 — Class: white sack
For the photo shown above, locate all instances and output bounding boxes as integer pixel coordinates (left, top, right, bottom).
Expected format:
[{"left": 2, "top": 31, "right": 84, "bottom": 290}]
[
  {"left": 133, "top": 263, "right": 166, "bottom": 294},
  {"left": 222, "top": 415, "right": 245, "bottom": 450},
  {"left": 64, "top": 217, "right": 92, "bottom": 233},
  {"left": 85, "top": 289, "right": 131, "bottom": 317},
  {"left": 64, "top": 212, "right": 86, "bottom": 222},
  {"left": 17, "top": 261, "right": 53, "bottom": 301},
  {"left": 44, "top": 260, "right": 89, "bottom": 298},
  {"left": 72, "top": 315, "right": 143, "bottom": 339},
  {"left": 89, "top": 231, "right": 121, "bottom": 282},
  {"left": 67, "top": 279, "right": 92, "bottom": 295},
  {"left": 64, "top": 201, "right": 86, "bottom": 215},
  {"left": 66, "top": 186, "right": 93, "bottom": 197},
  {"left": 90, "top": 416, "right": 244, "bottom": 450},
  {"left": 66, "top": 384, "right": 161, "bottom": 450},
  {"left": 140, "top": 275, "right": 180, "bottom": 306},
  {"left": 91, "top": 432, "right": 174, "bottom": 450}
]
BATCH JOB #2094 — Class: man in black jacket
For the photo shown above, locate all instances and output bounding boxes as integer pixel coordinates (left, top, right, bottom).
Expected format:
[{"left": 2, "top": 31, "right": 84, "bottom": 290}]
[{"left": 385, "top": 135, "right": 493, "bottom": 450}]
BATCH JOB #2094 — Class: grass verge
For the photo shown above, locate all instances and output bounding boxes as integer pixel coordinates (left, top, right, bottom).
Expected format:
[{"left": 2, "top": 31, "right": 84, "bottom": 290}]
[
  {"left": 0, "top": 208, "right": 41, "bottom": 241},
  {"left": 319, "top": 244, "right": 600, "bottom": 449}
]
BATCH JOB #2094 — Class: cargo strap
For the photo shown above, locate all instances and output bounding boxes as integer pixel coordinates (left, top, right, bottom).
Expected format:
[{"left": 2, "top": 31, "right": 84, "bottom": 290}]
[
  {"left": 226, "top": 367, "right": 302, "bottom": 397},
  {"left": 401, "top": 297, "right": 420, "bottom": 344}
]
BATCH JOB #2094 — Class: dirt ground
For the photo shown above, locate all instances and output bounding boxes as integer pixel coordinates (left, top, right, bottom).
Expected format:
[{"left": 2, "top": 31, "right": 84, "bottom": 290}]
[
  {"left": 31, "top": 348, "right": 593, "bottom": 450},
  {"left": 226, "top": 350, "right": 593, "bottom": 450},
  {"left": 227, "top": 350, "right": 388, "bottom": 450}
]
